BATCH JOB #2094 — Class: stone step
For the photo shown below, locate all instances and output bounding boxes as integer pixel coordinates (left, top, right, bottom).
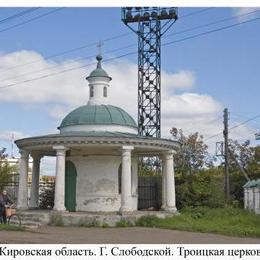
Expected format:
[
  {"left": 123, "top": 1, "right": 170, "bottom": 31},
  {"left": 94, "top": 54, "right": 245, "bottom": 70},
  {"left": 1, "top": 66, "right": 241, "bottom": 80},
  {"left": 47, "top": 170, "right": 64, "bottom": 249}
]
[
  {"left": 15, "top": 210, "right": 51, "bottom": 228},
  {"left": 19, "top": 215, "right": 49, "bottom": 222},
  {"left": 21, "top": 221, "right": 41, "bottom": 227}
]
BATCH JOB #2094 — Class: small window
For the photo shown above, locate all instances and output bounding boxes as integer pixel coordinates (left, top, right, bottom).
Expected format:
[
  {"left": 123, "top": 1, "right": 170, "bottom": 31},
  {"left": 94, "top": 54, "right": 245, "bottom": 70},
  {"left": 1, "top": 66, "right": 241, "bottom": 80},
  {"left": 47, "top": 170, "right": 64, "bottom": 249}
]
[
  {"left": 90, "top": 86, "right": 94, "bottom": 97},
  {"left": 103, "top": 87, "right": 107, "bottom": 97}
]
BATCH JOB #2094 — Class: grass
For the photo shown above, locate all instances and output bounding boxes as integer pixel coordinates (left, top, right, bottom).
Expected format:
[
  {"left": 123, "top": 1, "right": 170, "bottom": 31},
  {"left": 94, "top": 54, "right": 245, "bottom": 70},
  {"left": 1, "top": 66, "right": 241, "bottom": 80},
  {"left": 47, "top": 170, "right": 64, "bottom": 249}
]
[
  {"left": 0, "top": 224, "right": 25, "bottom": 231},
  {"left": 116, "top": 219, "right": 133, "bottom": 227},
  {"left": 135, "top": 207, "right": 260, "bottom": 238}
]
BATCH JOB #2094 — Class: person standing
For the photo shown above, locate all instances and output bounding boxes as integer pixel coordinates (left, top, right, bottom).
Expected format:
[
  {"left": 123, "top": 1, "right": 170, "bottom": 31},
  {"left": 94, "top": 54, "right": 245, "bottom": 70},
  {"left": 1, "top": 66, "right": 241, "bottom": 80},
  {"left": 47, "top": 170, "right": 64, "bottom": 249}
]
[{"left": 0, "top": 190, "right": 13, "bottom": 224}]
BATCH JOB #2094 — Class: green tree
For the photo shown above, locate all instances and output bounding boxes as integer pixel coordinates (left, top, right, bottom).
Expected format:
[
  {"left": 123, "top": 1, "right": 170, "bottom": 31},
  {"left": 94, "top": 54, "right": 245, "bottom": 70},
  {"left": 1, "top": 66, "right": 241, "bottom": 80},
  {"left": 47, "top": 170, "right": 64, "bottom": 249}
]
[
  {"left": 0, "top": 153, "right": 15, "bottom": 192},
  {"left": 170, "top": 128, "right": 213, "bottom": 175},
  {"left": 169, "top": 128, "right": 224, "bottom": 208},
  {"left": 175, "top": 167, "right": 225, "bottom": 209},
  {"left": 228, "top": 140, "right": 260, "bottom": 205}
]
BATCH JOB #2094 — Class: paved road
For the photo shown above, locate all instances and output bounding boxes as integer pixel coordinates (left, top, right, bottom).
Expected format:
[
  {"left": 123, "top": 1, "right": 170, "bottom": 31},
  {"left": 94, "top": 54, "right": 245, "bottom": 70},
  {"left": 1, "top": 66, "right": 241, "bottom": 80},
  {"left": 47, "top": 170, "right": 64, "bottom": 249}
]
[{"left": 1, "top": 226, "right": 260, "bottom": 244}]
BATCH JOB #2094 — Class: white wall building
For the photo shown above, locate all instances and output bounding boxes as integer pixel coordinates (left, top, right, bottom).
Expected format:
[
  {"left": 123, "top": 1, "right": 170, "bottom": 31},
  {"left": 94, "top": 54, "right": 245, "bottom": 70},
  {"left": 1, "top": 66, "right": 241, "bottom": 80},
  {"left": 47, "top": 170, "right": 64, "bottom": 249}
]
[
  {"left": 244, "top": 179, "right": 260, "bottom": 214},
  {"left": 15, "top": 55, "right": 179, "bottom": 213}
]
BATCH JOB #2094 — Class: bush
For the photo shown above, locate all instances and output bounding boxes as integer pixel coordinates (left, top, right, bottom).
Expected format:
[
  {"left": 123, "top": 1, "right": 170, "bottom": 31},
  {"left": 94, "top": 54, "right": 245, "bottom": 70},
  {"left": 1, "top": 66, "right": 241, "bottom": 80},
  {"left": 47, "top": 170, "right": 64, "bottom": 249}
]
[
  {"left": 175, "top": 169, "right": 225, "bottom": 209},
  {"left": 135, "top": 215, "right": 160, "bottom": 227},
  {"left": 116, "top": 219, "right": 133, "bottom": 227},
  {"left": 39, "top": 184, "right": 55, "bottom": 209}
]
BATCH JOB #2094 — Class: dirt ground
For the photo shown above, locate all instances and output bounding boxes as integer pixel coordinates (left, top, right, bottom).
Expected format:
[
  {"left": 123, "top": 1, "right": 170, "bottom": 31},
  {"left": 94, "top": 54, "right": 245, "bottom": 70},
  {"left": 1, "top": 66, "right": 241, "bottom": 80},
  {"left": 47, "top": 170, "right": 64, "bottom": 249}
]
[{"left": 1, "top": 226, "right": 260, "bottom": 244}]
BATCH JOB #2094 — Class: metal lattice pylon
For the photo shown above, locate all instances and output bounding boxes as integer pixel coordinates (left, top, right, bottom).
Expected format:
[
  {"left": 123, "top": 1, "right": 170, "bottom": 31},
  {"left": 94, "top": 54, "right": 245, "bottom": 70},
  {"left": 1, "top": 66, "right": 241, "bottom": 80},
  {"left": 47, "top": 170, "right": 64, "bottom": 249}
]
[{"left": 122, "top": 7, "right": 178, "bottom": 138}]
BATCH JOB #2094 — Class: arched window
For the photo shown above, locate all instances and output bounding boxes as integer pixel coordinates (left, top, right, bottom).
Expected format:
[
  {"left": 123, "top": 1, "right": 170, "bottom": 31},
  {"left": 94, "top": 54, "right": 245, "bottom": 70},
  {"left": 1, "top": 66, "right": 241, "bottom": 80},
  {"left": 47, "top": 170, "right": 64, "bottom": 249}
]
[
  {"left": 103, "top": 87, "right": 107, "bottom": 97},
  {"left": 90, "top": 86, "right": 94, "bottom": 97}
]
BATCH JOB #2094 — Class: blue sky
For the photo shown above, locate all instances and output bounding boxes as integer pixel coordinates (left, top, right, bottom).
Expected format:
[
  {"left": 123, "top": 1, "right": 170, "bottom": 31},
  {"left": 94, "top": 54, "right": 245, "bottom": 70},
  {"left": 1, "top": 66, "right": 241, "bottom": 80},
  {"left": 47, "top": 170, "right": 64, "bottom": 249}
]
[{"left": 0, "top": 7, "right": 259, "bottom": 162}]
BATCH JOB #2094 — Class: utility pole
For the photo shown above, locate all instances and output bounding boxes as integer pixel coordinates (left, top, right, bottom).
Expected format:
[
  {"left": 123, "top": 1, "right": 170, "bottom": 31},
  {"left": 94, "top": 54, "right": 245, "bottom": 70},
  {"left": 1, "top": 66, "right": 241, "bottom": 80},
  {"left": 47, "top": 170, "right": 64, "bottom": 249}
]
[{"left": 223, "top": 108, "right": 230, "bottom": 205}]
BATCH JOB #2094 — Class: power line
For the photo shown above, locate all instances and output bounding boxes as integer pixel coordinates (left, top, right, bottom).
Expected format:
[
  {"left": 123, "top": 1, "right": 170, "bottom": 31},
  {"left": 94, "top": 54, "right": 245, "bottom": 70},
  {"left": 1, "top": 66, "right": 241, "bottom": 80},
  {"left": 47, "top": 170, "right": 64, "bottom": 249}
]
[
  {"left": 2, "top": 7, "right": 250, "bottom": 78},
  {"left": 0, "top": 9, "right": 218, "bottom": 82},
  {"left": 163, "top": 16, "right": 260, "bottom": 47},
  {"left": 0, "top": 32, "right": 131, "bottom": 73},
  {"left": 0, "top": 8, "right": 212, "bottom": 74},
  {"left": 231, "top": 112, "right": 260, "bottom": 128},
  {"left": 0, "top": 8, "right": 64, "bottom": 34},
  {"left": 0, "top": 43, "right": 136, "bottom": 82},
  {"left": 0, "top": 8, "right": 40, "bottom": 25},
  {"left": 179, "top": 7, "right": 215, "bottom": 19},
  {"left": 0, "top": 51, "right": 137, "bottom": 90},
  {"left": 1, "top": 13, "right": 259, "bottom": 89},
  {"left": 229, "top": 114, "right": 260, "bottom": 131},
  {"left": 166, "top": 9, "right": 260, "bottom": 38},
  {"left": 205, "top": 113, "right": 260, "bottom": 142}
]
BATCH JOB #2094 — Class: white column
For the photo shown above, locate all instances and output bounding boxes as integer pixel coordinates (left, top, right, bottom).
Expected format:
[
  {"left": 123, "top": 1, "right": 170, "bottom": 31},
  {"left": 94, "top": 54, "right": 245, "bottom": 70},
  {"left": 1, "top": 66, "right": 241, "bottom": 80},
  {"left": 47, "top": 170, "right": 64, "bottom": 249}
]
[
  {"left": 131, "top": 156, "right": 138, "bottom": 196},
  {"left": 131, "top": 156, "right": 138, "bottom": 210},
  {"left": 17, "top": 149, "right": 29, "bottom": 210},
  {"left": 257, "top": 188, "right": 260, "bottom": 214},
  {"left": 247, "top": 188, "right": 250, "bottom": 209},
  {"left": 120, "top": 146, "right": 134, "bottom": 212},
  {"left": 249, "top": 188, "right": 254, "bottom": 210},
  {"left": 53, "top": 145, "right": 68, "bottom": 211},
  {"left": 254, "top": 188, "right": 260, "bottom": 214},
  {"left": 29, "top": 153, "right": 42, "bottom": 208},
  {"left": 244, "top": 188, "right": 248, "bottom": 209},
  {"left": 161, "top": 160, "right": 166, "bottom": 210},
  {"left": 163, "top": 150, "right": 177, "bottom": 212}
]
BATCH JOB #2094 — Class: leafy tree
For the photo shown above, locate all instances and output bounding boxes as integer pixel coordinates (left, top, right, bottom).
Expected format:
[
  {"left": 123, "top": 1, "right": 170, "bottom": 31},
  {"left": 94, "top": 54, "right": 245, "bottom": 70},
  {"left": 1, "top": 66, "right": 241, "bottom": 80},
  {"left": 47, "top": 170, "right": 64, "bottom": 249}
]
[
  {"left": 0, "top": 153, "right": 16, "bottom": 192},
  {"left": 175, "top": 167, "right": 225, "bottom": 209},
  {"left": 168, "top": 128, "right": 223, "bottom": 208},
  {"left": 227, "top": 140, "right": 260, "bottom": 205},
  {"left": 170, "top": 128, "right": 213, "bottom": 175}
]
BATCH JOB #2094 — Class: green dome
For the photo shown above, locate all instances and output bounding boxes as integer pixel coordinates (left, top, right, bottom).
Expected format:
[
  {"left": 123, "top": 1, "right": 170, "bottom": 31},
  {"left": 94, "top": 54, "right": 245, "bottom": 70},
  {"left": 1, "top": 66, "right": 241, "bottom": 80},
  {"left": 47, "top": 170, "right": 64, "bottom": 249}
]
[
  {"left": 86, "top": 55, "right": 112, "bottom": 80},
  {"left": 59, "top": 105, "right": 137, "bottom": 129}
]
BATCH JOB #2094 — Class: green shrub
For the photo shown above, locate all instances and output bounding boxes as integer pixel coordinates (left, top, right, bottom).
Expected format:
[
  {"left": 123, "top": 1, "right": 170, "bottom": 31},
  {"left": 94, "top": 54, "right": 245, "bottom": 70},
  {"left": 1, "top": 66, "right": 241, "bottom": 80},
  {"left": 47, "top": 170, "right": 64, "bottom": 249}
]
[
  {"left": 135, "top": 215, "right": 160, "bottom": 227},
  {"left": 78, "top": 218, "right": 100, "bottom": 227},
  {"left": 116, "top": 219, "right": 133, "bottom": 227}
]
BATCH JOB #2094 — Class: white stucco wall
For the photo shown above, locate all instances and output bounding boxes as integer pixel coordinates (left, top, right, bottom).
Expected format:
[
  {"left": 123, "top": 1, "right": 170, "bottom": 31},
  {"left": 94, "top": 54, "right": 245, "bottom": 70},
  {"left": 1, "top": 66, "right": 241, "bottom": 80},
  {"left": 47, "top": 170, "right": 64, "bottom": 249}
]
[
  {"left": 88, "top": 76, "right": 110, "bottom": 106},
  {"left": 244, "top": 187, "right": 260, "bottom": 214},
  {"left": 60, "top": 124, "right": 138, "bottom": 134},
  {"left": 248, "top": 188, "right": 255, "bottom": 210},
  {"left": 67, "top": 155, "right": 138, "bottom": 212},
  {"left": 254, "top": 188, "right": 260, "bottom": 214}
]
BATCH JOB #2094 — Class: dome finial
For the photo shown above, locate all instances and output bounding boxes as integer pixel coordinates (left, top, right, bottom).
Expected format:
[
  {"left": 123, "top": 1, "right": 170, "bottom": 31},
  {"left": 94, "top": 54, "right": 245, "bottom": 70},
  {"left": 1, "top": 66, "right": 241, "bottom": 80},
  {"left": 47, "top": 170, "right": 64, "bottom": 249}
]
[
  {"left": 96, "top": 40, "right": 103, "bottom": 68},
  {"left": 96, "top": 54, "right": 102, "bottom": 69}
]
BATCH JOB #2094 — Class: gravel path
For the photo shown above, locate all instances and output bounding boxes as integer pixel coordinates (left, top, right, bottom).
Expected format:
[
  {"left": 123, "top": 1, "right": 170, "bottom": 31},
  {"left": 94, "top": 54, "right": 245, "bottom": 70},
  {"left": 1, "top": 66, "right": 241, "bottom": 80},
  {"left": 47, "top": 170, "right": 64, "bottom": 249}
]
[{"left": 1, "top": 226, "right": 260, "bottom": 244}]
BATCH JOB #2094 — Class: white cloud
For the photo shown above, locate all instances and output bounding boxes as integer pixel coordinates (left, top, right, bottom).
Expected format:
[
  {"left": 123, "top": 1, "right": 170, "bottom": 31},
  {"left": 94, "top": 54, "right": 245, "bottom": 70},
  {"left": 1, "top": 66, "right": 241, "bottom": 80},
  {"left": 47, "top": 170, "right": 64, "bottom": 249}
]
[
  {"left": 0, "top": 50, "right": 87, "bottom": 105},
  {"left": 0, "top": 50, "right": 257, "bottom": 156},
  {"left": 0, "top": 131, "right": 26, "bottom": 142},
  {"left": 232, "top": 8, "right": 260, "bottom": 22},
  {"left": 162, "top": 93, "right": 222, "bottom": 119},
  {"left": 162, "top": 70, "right": 195, "bottom": 93}
]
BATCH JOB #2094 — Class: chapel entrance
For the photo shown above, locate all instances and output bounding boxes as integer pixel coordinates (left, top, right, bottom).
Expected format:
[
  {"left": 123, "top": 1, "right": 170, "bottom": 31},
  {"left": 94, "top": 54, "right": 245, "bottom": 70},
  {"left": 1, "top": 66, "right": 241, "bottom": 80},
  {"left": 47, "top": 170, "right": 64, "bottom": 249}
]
[
  {"left": 65, "top": 161, "right": 77, "bottom": 212},
  {"left": 138, "top": 176, "right": 162, "bottom": 210}
]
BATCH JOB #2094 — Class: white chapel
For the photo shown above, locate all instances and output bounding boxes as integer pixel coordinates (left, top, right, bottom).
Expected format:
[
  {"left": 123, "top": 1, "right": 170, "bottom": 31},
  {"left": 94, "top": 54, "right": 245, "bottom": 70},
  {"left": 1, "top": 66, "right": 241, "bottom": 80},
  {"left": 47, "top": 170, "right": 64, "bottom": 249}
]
[{"left": 15, "top": 55, "right": 179, "bottom": 213}]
